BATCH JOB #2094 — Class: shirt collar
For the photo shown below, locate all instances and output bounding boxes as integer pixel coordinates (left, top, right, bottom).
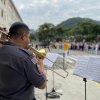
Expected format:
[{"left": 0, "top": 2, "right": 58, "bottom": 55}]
[{"left": 3, "top": 41, "right": 17, "bottom": 46}]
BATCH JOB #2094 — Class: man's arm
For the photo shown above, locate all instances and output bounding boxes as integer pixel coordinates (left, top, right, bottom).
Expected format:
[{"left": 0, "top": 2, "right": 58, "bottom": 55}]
[
  {"left": 24, "top": 56, "right": 47, "bottom": 89},
  {"left": 37, "top": 58, "right": 47, "bottom": 89}
]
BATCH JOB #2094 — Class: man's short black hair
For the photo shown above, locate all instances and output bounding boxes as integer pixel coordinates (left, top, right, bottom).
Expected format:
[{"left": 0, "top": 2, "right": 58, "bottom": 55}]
[{"left": 8, "top": 22, "right": 30, "bottom": 37}]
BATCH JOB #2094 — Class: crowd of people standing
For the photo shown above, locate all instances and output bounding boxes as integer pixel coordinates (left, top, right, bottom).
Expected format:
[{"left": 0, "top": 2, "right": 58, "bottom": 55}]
[
  {"left": 51, "top": 41, "right": 100, "bottom": 55},
  {"left": 70, "top": 42, "right": 100, "bottom": 54}
]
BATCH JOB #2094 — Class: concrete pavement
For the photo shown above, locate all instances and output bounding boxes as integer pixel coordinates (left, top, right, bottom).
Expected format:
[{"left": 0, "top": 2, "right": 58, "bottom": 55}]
[{"left": 35, "top": 49, "right": 100, "bottom": 100}]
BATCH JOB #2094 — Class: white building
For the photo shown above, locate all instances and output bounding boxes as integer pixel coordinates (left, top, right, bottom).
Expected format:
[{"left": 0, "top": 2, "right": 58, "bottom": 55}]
[{"left": 0, "top": 0, "right": 22, "bottom": 31}]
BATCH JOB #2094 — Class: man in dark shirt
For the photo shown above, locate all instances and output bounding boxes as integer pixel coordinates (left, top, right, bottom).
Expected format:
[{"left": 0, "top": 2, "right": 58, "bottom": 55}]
[{"left": 0, "top": 22, "right": 47, "bottom": 100}]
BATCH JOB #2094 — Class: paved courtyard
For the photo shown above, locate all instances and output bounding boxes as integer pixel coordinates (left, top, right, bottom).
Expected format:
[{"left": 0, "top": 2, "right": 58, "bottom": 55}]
[{"left": 35, "top": 49, "right": 100, "bottom": 100}]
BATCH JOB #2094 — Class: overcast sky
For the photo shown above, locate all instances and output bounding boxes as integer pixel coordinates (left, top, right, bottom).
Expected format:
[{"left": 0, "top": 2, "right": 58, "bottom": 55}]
[{"left": 12, "top": 0, "right": 100, "bottom": 30}]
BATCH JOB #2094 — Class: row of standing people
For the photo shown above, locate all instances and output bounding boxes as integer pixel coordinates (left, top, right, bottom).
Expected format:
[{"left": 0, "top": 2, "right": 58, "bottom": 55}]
[
  {"left": 51, "top": 41, "right": 100, "bottom": 55},
  {"left": 70, "top": 42, "right": 100, "bottom": 54}
]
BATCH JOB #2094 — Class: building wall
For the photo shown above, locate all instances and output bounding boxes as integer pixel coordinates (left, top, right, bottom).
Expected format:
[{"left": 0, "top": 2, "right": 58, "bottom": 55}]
[{"left": 0, "top": 0, "right": 22, "bottom": 31}]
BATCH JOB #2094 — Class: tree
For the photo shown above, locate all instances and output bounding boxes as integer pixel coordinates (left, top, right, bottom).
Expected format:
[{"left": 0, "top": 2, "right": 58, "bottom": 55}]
[
  {"left": 38, "top": 23, "right": 55, "bottom": 41},
  {"left": 67, "top": 22, "right": 99, "bottom": 41},
  {"left": 55, "top": 28, "right": 64, "bottom": 41}
]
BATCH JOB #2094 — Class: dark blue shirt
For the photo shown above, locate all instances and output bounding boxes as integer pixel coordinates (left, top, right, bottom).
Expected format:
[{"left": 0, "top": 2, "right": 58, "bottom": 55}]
[{"left": 0, "top": 42, "right": 46, "bottom": 100}]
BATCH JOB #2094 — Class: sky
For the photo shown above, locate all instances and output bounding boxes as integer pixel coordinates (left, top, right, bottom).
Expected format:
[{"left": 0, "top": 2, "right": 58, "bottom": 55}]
[{"left": 12, "top": 0, "right": 100, "bottom": 30}]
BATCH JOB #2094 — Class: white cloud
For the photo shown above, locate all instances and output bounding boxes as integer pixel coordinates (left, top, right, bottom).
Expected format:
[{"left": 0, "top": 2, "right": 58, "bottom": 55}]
[
  {"left": 18, "top": 4, "right": 25, "bottom": 10},
  {"left": 53, "top": 0, "right": 58, "bottom": 3},
  {"left": 12, "top": 0, "right": 100, "bottom": 30},
  {"left": 41, "top": 0, "right": 48, "bottom": 4}
]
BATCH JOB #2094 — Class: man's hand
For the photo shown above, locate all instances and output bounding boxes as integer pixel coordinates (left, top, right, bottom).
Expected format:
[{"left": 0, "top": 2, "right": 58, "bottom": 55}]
[{"left": 37, "top": 58, "right": 45, "bottom": 74}]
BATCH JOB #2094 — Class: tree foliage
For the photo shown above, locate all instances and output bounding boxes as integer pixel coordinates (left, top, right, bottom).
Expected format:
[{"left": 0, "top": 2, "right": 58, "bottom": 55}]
[
  {"left": 31, "top": 18, "right": 100, "bottom": 42},
  {"left": 37, "top": 23, "right": 55, "bottom": 41},
  {"left": 63, "top": 21, "right": 100, "bottom": 42}
]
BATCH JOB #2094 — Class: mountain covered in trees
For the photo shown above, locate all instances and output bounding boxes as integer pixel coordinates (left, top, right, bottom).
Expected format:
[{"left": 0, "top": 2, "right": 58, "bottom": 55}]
[
  {"left": 57, "top": 17, "right": 100, "bottom": 30},
  {"left": 31, "top": 17, "right": 100, "bottom": 42},
  {"left": 55, "top": 17, "right": 100, "bottom": 41}
]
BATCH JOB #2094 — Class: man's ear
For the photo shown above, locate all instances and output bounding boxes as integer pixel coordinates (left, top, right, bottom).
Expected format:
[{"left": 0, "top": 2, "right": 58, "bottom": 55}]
[{"left": 20, "top": 33, "right": 26, "bottom": 41}]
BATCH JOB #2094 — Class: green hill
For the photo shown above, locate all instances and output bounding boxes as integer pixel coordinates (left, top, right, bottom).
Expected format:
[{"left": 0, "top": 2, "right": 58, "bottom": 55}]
[{"left": 57, "top": 17, "right": 100, "bottom": 30}]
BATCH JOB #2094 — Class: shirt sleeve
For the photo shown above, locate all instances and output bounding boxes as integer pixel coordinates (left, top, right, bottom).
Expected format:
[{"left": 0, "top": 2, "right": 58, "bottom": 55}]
[{"left": 24, "top": 57, "right": 46, "bottom": 88}]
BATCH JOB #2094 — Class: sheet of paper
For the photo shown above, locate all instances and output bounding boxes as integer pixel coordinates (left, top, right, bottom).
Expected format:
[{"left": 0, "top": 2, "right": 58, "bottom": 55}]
[
  {"left": 73, "top": 56, "right": 100, "bottom": 83},
  {"left": 43, "top": 53, "right": 59, "bottom": 67},
  {"left": 89, "top": 57, "right": 100, "bottom": 82}
]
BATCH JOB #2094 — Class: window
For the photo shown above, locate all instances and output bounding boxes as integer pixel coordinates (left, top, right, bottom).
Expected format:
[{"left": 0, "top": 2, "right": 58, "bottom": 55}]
[
  {"left": 4, "top": 0, "right": 5, "bottom": 5},
  {"left": 0, "top": 8, "right": 1, "bottom": 18},
  {"left": 1, "top": 9, "right": 3, "bottom": 18},
  {"left": 3, "top": 11, "right": 6, "bottom": 20},
  {"left": 1, "top": 0, "right": 2, "bottom": 2},
  {"left": 1, "top": 0, "right": 6, "bottom": 5}
]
